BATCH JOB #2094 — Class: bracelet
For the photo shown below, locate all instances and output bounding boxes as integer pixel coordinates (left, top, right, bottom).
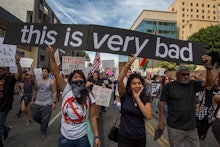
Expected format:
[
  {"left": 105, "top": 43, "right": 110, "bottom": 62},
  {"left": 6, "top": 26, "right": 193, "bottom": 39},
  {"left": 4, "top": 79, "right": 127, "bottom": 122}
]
[
  {"left": 125, "top": 63, "right": 131, "bottom": 68},
  {"left": 53, "top": 102, "right": 57, "bottom": 104},
  {"left": 94, "top": 136, "right": 99, "bottom": 139}
]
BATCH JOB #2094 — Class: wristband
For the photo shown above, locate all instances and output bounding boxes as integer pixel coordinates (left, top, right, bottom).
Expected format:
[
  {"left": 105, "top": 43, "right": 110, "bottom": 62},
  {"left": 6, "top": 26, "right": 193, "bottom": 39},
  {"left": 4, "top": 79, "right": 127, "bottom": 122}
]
[
  {"left": 53, "top": 102, "right": 57, "bottom": 104},
  {"left": 94, "top": 136, "right": 99, "bottom": 139},
  {"left": 125, "top": 63, "right": 131, "bottom": 68}
]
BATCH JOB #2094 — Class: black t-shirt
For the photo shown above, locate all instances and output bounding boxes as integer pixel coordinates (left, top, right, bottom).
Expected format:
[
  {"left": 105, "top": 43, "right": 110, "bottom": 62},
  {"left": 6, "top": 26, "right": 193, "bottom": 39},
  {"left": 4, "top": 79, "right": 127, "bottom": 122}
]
[
  {"left": 103, "top": 78, "right": 112, "bottom": 89},
  {"left": 88, "top": 78, "right": 104, "bottom": 90},
  {"left": 160, "top": 80, "right": 203, "bottom": 130},
  {"left": 204, "top": 88, "right": 217, "bottom": 108},
  {"left": 0, "top": 75, "right": 17, "bottom": 112}
]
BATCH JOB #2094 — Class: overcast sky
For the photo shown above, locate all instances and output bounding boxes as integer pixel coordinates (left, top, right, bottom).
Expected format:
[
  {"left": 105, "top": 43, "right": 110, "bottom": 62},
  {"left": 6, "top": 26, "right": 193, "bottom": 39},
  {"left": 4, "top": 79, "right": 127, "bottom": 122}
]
[{"left": 45, "top": 0, "right": 175, "bottom": 66}]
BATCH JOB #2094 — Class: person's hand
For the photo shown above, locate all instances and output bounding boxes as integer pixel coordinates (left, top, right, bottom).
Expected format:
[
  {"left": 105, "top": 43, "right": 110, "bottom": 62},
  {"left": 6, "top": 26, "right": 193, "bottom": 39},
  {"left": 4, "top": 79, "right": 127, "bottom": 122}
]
[
  {"left": 127, "top": 54, "right": 136, "bottom": 66},
  {"left": 133, "top": 85, "right": 144, "bottom": 100},
  {"left": 52, "top": 103, "right": 56, "bottom": 110},
  {"left": 202, "top": 55, "right": 212, "bottom": 68},
  {"left": 47, "top": 45, "right": 55, "bottom": 54},
  {"left": 94, "top": 138, "right": 101, "bottom": 147},
  {"left": 158, "top": 122, "right": 165, "bottom": 131},
  {"left": 15, "top": 54, "right": 20, "bottom": 64}
]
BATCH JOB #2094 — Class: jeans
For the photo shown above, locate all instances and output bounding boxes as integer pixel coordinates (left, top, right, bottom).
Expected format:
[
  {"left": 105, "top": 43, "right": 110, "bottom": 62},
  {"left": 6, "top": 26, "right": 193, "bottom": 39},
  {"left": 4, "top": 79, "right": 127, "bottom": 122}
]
[
  {"left": 32, "top": 104, "right": 52, "bottom": 134},
  {"left": 0, "top": 111, "right": 9, "bottom": 140},
  {"left": 58, "top": 134, "right": 90, "bottom": 147}
]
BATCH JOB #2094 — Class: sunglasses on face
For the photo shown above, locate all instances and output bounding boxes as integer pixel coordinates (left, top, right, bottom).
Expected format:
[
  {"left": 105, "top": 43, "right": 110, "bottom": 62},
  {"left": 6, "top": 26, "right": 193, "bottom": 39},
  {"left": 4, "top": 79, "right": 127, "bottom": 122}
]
[{"left": 180, "top": 73, "right": 190, "bottom": 76}]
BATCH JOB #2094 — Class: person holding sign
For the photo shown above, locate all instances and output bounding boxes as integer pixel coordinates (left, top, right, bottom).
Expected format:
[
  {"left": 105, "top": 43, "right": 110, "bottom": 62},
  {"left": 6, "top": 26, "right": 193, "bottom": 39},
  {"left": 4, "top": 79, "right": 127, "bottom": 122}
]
[
  {"left": 0, "top": 55, "right": 22, "bottom": 147},
  {"left": 47, "top": 46, "right": 100, "bottom": 147},
  {"left": 117, "top": 54, "right": 152, "bottom": 147},
  {"left": 157, "top": 55, "right": 212, "bottom": 147}
]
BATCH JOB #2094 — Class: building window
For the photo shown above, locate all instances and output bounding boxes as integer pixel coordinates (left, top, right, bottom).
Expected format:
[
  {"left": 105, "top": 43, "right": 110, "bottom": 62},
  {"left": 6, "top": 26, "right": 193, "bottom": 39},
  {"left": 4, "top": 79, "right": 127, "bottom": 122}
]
[
  {"left": 202, "top": 15, "right": 204, "bottom": 19},
  {"left": 196, "top": 3, "right": 199, "bottom": 7},
  {"left": 182, "top": 2, "right": 184, "bottom": 5},
  {"left": 208, "top": 16, "right": 210, "bottom": 19},
  {"left": 202, "top": 10, "right": 204, "bottom": 13},
  {"left": 214, "top": 16, "right": 216, "bottom": 20},
  {"left": 208, "top": 10, "right": 210, "bottom": 13},
  {"left": 40, "top": 55, "right": 45, "bottom": 61},
  {"left": 0, "top": 27, "right": 6, "bottom": 37},
  {"left": 191, "top": 14, "right": 193, "bottom": 18},
  {"left": 182, "top": 8, "right": 185, "bottom": 11},
  {"left": 197, "top": 15, "right": 199, "bottom": 18},
  {"left": 191, "top": 9, "right": 193, "bottom": 12},
  {"left": 213, "top": 11, "right": 216, "bottom": 14},
  {"left": 183, "top": 20, "right": 185, "bottom": 23},
  {"left": 190, "top": 3, "right": 193, "bottom": 6},
  {"left": 213, "top": 5, "right": 215, "bottom": 8},
  {"left": 208, "top": 4, "right": 210, "bottom": 7},
  {"left": 172, "top": 8, "right": 174, "bottom": 12},
  {"left": 182, "top": 14, "right": 185, "bottom": 17},
  {"left": 202, "top": 4, "right": 204, "bottom": 7},
  {"left": 196, "top": 9, "right": 199, "bottom": 13}
]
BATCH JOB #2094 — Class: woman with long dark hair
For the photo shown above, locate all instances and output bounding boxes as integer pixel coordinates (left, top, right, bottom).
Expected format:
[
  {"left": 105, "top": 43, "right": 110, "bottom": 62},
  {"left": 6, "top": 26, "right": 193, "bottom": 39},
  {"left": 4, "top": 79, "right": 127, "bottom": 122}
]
[
  {"left": 48, "top": 46, "right": 100, "bottom": 147},
  {"left": 117, "top": 54, "right": 152, "bottom": 147}
]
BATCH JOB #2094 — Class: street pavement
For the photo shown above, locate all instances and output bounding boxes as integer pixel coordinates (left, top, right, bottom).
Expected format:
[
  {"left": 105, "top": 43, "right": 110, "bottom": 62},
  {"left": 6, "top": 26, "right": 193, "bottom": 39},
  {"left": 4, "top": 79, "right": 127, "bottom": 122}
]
[{"left": 3, "top": 94, "right": 219, "bottom": 147}]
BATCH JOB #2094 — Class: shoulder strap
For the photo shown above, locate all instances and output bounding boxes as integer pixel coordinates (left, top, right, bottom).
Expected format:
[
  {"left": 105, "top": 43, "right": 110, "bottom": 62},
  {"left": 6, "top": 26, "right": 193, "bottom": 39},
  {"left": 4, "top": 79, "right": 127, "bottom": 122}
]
[
  {"left": 214, "top": 105, "right": 220, "bottom": 118},
  {"left": 114, "top": 113, "right": 121, "bottom": 126}
]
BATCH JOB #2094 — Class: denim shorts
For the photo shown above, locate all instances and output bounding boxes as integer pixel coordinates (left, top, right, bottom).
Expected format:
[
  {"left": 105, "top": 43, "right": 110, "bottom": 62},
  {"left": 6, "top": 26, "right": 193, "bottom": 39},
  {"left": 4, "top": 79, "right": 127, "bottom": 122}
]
[{"left": 58, "top": 134, "right": 90, "bottom": 147}]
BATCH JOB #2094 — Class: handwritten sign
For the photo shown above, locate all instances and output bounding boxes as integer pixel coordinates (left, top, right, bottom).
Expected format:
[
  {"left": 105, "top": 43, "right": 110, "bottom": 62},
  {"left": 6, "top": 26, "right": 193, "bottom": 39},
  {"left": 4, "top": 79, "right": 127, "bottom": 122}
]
[
  {"left": 92, "top": 85, "right": 112, "bottom": 107},
  {"left": 158, "top": 68, "right": 165, "bottom": 76},
  {"left": 33, "top": 68, "right": 42, "bottom": 79},
  {"left": 0, "top": 38, "right": 16, "bottom": 67},
  {"left": 62, "top": 56, "right": 85, "bottom": 75},
  {"left": 20, "top": 57, "right": 33, "bottom": 67}
]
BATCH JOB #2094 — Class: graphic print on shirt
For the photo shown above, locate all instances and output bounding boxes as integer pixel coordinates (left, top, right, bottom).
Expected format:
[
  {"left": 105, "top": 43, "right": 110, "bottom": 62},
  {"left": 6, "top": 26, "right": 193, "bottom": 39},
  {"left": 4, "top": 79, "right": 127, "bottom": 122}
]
[
  {"left": 62, "top": 97, "right": 87, "bottom": 124},
  {"left": 0, "top": 80, "right": 5, "bottom": 98},
  {"left": 39, "top": 84, "right": 47, "bottom": 93}
]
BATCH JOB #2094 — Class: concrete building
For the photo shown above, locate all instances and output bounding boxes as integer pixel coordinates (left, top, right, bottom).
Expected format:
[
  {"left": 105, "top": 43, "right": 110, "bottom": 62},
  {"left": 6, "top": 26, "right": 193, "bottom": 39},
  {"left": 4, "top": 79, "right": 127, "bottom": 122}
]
[
  {"left": 0, "top": 0, "right": 61, "bottom": 68},
  {"left": 168, "top": 0, "right": 220, "bottom": 40},
  {"left": 118, "top": 10, "right": 177, "bottom": 74}
]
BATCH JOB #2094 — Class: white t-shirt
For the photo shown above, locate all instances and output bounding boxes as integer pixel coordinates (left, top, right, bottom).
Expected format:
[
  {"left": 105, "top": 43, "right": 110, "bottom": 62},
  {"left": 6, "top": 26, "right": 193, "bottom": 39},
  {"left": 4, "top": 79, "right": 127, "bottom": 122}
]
[{"left": 61, "top": 83, "right": 96, "bottom": 140}]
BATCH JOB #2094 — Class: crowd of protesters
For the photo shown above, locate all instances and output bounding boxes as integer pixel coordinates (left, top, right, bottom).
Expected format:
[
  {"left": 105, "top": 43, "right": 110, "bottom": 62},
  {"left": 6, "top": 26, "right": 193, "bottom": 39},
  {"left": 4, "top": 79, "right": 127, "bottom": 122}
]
[{"left": 1, "top": 49, "right": 220, "bottom": 147}]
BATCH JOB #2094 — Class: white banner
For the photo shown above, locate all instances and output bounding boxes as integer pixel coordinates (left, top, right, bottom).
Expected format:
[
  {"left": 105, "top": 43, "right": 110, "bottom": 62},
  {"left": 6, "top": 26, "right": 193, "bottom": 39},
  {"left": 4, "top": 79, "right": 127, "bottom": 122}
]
[
  {"left": 151, "top": 82, "right": 161, "bottom": 97},
  {"left": 62, "top": 56, "right": 85, "bottom": 75},
  {"left": 92, "top": 85, "right": 112, "bottom": 107},
  {"left": 0, "top": 38, "right": 16, "bottom": 67},
  {"left": 20, "top": 57, "right": 33, "bottom": 67}
]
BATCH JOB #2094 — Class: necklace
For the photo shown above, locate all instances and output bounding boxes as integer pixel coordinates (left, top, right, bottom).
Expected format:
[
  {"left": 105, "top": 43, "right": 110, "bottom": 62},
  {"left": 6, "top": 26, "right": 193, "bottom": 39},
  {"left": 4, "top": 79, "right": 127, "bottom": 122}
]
[{"left": 132, "top": 98, "right": 137, "bottom": 107}]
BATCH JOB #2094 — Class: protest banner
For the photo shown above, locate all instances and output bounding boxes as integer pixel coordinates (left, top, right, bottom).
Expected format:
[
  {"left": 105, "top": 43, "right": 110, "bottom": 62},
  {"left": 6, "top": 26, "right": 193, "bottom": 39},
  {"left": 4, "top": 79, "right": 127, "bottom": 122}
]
[
  {"left": 0, "top": 38, "right": 16, "bottom": 67},
  {"left": 102, "top": 59, "right": 115, "bottom": 68},
  {"left": 92, "top": 85, "right": 112, "bottom": 107},
  {"left": 4, "top": 23, "right": 205, "bottom": 65},
  {"left": 62, "top": 56, "right": 85, "bottom": 75},
  {"left": 20, "top": 57, "right": 33, "bottom": 67},
  {"left": 158, "top": 68, "right": 165, "bottom": 76}
]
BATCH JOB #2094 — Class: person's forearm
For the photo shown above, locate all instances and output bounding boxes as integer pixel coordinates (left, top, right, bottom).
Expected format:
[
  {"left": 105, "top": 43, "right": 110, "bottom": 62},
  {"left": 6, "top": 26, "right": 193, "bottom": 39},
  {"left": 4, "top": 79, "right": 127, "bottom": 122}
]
[
  {"left": 31, "top": 90, "right": 36, "bottom": 102},
  {"left": 49, "top": 52, "right": 60, "bottom": 78},
  {"left": 53, "top": 92, "right": 57, "bottom": 102},
  {"left": 205, "top": 68, "right": 213, "bottom": 87},
  {"left": 159, "top": 101, "right": 165, "bottom": 124}
]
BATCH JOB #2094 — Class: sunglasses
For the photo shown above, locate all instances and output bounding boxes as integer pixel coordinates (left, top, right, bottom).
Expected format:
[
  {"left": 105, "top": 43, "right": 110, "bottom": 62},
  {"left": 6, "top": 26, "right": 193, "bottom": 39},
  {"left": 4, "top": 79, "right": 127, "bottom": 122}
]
[{"left": 180, "top": 73, "right": 190, "bottom": 76}]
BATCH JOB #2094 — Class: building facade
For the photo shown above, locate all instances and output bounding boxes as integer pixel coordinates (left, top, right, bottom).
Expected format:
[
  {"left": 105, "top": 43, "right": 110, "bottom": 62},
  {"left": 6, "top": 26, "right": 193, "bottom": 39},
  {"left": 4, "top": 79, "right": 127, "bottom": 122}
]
[
  {"left": 168, "top": 0, "right": 220, "bottom": 40},
  {"left": 0, "top": 0, "right": 61, "bottom": 68},
  {"left": 118, "top": 10, "right": 177, "bottom": 73}
]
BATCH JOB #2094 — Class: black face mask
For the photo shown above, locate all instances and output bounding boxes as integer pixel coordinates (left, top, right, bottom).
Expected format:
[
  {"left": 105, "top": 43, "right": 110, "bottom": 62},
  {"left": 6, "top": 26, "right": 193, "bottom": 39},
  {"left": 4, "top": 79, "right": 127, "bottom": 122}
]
[{"left": 71, "top": 80, "right": 85, "bottom": 99}]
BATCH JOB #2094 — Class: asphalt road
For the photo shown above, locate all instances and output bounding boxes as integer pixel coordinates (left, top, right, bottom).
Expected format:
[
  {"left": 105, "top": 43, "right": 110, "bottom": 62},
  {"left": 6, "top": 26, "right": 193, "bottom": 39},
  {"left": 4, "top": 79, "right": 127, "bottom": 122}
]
[{"left": 3, "top": 94, "right": 219, "bottom": 147}]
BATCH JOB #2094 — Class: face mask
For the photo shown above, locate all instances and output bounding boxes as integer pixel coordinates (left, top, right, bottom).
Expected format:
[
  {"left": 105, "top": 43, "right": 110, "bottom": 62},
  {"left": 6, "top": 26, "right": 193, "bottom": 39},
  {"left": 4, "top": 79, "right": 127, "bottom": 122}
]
[{"left": 71, "top": 80, "right": 85, "bottom": 99}]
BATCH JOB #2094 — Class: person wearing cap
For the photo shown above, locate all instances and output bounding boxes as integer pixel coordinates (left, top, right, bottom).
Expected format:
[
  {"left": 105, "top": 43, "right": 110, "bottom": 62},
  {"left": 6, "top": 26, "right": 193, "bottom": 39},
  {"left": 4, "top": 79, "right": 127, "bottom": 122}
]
[{"left": 0, "top": 54, "right": 22, "bottom": 147}]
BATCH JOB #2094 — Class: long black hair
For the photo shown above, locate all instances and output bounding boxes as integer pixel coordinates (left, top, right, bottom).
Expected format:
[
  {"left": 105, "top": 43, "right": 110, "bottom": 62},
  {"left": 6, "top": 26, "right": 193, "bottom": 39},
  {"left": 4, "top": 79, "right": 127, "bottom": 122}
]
[
  {"left": 68, "top": 70, "right": 90, "bottom": 105},
  {"left": 125, "top": 73, "right": 147, "bottom": 104}
]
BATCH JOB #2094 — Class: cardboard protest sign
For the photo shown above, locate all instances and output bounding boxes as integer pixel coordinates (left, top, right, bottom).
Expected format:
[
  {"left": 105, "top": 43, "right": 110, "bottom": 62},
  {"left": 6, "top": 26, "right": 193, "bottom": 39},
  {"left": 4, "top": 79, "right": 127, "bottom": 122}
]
[
  {"left": 92, "top": 85, "right": 112, "bottom": 107},
  {"left": 4, "top": 23, "right": 205, "bottom": 65},
  {"left": 20, "top": 57, "right": 33, "bottom": 67},
  {"left": 0, "top": 38, "right": 16, "bottom": 67},
  {"left": 158, "top": 68, "right": 165, "bottom": 76},
  {"left": 102, "top": 60, "right": 115, "bottom": 68},
  {"left": 62, "top": 56, "right": 85, "bottom": 75}
]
